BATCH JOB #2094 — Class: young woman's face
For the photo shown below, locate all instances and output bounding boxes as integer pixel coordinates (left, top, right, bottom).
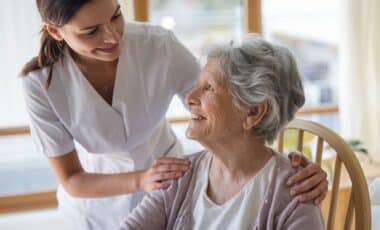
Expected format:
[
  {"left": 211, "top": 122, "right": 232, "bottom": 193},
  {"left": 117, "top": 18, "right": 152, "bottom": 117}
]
[{"left": 58, "top": 0, "right": 125, "bottom": 63}]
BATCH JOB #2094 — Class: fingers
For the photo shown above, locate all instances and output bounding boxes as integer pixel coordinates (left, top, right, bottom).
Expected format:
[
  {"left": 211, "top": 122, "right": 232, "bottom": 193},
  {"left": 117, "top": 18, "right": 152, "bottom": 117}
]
[
  {"left": 153, "top": 163, "right": 189, "bottom": 173},
  {"left": 145, "top": 157, "right": 190, "bottom": 189},
  {"left": 290, "top": 173, "right": 323, "bottom": 196},
  {"left": 154, "top": 157, "right": 190, "bottom": 166},
  {"left": 153, "top": 171, "right": 184, "bottom": 181},
  {"left": 152, "top": 157, "right": 190, "bottom": 178},
  {"left": 298, "top": 180, "right": 328, "bottom": 203},
  {"left": 287, "top": 163, "right": 322, "bottom": 186},
  {"left": 288, "top": 152, "right": 302, "bottom": 167},
  {"left": 141, "top": 169, "right": 182, "bottom": 192},
  {"left": 152, "top": 181, "right": 170, "bottom": 190},
  {"left": 299, "top": 155, "right": 310, "bottom": 167},
  {"left": 287, "top": 162, "right": 329, "bottom": 204},
  {"left": 288, "top": 151, "right": 309, "bottom": 168},
  {"left": 314, "top": 182, "right": 328, "bottom": 205}
]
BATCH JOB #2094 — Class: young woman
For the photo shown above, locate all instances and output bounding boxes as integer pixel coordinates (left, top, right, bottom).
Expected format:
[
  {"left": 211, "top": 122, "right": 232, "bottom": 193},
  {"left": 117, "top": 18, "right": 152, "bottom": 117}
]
[{"left": 21, "top": 0, "right": 328, "bottom": 229}]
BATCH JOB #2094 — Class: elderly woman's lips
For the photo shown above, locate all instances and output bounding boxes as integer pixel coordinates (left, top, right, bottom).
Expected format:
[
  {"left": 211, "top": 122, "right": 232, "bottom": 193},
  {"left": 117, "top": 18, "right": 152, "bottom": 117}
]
[{"left": 191, "top": 114, "right": 206, "bottom": 120}]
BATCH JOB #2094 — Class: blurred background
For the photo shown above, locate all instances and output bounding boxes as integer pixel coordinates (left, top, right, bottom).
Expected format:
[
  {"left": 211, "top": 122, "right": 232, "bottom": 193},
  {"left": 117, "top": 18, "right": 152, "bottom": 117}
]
[{"left": 0, "top": 0, "right": 379, "bottom": 229}]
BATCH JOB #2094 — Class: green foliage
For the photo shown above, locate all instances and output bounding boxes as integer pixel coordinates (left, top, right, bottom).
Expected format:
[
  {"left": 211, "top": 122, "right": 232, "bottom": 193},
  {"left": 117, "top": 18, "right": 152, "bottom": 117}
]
[
  {"left": 325, "top": 139, "right": 369, "bottom": 155},
  {"left": 278, "top": 130, "right": 315, "bottom": 160},
  {"left": 346, "top": 140, "right": 368, "bottom": 155}
]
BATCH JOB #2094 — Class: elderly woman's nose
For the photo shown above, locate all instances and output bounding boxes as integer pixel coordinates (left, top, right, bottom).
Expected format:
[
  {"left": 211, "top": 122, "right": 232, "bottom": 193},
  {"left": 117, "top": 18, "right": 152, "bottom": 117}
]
[{"left": 186, "top": 88, "right": 200, "bottom": 106}]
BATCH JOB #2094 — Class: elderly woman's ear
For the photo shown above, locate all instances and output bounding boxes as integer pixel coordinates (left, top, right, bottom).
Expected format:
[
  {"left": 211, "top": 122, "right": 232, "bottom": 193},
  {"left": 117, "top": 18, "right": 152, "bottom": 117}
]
[{"left": 242, "top": 101, "right": 268, "bottom": 130}]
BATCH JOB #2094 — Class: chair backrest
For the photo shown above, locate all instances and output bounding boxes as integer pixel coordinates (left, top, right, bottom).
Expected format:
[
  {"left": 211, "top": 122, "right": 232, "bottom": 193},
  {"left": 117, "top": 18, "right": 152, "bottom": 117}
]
[{"left": 276, "top": 119, "right": 371, "bottom": 230}]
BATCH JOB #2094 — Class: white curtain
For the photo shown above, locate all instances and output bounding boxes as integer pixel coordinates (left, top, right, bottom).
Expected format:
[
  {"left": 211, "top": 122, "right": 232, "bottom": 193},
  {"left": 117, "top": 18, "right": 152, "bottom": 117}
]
[
  {"left": 1, "top": 1, "right": 41, "bottom": 127},
  {"left": 339, "top": 0, "right": 380, "bottom": 160}
]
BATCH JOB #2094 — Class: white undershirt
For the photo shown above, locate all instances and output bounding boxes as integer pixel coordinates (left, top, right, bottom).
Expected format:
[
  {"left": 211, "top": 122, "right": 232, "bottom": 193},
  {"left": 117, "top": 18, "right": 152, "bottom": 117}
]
[{"left": 191, "top": 152, "right": 276, "bottom": 230}]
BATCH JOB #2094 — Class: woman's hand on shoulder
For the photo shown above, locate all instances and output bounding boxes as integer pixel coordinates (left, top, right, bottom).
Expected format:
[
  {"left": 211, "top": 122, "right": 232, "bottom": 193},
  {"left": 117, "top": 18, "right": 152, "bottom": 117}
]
[
  {"left": 286, "top": 151, "right": 328, "bottom": 205},
  {"left": 139, "top": 156, "right": 190, "bottom": 192}
]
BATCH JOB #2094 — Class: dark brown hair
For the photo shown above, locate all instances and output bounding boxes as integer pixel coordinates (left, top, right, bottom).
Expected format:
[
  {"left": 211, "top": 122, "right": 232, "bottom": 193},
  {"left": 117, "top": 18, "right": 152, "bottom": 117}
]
[{"left": 21, "top": 0, "right": 90, "bottom": 89}]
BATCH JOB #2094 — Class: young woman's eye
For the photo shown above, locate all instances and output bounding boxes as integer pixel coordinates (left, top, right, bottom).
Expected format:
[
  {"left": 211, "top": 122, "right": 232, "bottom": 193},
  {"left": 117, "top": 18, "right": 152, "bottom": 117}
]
[{"left": 86, "top": 28, "right": 98, "bottom": 36}]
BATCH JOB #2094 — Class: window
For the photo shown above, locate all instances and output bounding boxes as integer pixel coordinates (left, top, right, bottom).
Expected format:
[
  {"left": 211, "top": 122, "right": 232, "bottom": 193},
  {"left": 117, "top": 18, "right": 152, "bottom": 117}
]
[
  {"left": 263, "top": 0, "right": 339, "bottom": 108},
  {"left": 262, "top": 0, "right": 340, "bottom": 130},
  {"left": 150, "top": 0, "right": 244, "bottom": 119}
]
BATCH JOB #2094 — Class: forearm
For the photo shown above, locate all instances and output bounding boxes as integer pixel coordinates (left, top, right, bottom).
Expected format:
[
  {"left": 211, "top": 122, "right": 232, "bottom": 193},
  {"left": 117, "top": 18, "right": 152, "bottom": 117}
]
[
  {"left": 63, "top": 170, "right": 144, "bottom": 198},
  {"left": 49, "top": 150, "right": 188, "bottom": 198}
]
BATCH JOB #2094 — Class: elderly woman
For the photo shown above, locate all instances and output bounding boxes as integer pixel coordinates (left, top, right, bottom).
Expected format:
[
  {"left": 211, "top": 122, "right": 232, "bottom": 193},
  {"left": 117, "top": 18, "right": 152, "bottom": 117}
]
[{"left": 120, "top": 37, "right": 325, "bottom": 229}]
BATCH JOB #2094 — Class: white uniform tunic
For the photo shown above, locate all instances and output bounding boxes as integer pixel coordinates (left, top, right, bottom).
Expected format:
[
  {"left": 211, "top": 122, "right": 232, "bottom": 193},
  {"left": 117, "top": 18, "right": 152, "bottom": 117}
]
[{"left": 21, "top": 23, "right": 200, "bottom": 229}]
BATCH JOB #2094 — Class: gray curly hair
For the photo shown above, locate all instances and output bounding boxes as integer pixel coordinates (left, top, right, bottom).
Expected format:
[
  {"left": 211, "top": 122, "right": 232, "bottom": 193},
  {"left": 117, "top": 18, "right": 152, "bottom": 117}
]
[{"left": 207, "top": 35, "right": 305, "bottom": 143}]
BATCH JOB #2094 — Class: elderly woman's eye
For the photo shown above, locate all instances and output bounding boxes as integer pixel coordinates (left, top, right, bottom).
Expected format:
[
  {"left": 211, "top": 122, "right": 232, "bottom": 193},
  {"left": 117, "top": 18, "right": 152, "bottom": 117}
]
[{"left": 204, "top": 84, "right": 214, "bottom": 91}]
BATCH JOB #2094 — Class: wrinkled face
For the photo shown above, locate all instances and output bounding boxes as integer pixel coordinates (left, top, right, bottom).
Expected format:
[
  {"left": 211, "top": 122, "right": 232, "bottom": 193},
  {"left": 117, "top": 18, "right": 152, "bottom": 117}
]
[
  {"left": 57, "top": 0, "right": 125, "bottom": 62},
  {"left": 186, "top": 58, "right": 246, "bottom": 145}
]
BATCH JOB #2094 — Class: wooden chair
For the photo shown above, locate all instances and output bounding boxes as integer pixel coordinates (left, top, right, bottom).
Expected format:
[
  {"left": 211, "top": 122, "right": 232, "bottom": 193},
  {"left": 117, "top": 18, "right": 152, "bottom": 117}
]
[{"left": 276, "top": 119, "right": 371, "bottom": 230}]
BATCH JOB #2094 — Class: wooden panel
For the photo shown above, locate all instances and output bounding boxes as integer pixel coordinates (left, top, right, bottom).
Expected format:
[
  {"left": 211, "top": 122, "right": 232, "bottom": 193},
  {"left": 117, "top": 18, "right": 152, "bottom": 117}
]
[
  {"left": 297, "top": 104, "right": 339, "bottom": 116},
  {"left": 245, "top": 0, "right": 262, "bottom": 33},
  {"left": 168, "top": 117, "right": 189, "bottom": 124},
  {"left": 133, "top": 0, "right": 149, "bottom": 21},
  {"left": 0, "top": 127, "right": 29, "bottom": 136},
  {"left": 0, "top": 191, "right": 57, "bottom": 214}
]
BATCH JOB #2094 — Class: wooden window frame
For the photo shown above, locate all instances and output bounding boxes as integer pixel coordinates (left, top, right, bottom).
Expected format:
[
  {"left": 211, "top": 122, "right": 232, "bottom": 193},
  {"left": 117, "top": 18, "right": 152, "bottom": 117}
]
[
  {"left": 133, "top": 0, "right": 149, "bottom": 22},
  {"left": 246, "top": 0, "right": 262, "bottom": 33}
]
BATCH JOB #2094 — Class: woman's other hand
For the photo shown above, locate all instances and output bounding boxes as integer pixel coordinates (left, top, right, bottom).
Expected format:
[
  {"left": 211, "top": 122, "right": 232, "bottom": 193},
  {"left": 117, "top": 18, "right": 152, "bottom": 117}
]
[
  {"left": 287, "top": 151, "right": 328, "bottom": 205},
  {"left": 139, "top": 156, "right": 190, "bottom": 192}
]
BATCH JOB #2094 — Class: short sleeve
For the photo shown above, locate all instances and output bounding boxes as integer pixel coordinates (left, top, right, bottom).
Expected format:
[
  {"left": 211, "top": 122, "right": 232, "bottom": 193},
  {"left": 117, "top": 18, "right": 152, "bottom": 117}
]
[
  {"left": 166, "top": 31, "right": 200, "bottom": 105},
  {"left": 21, "top": 74, "right": 75, "bottom": 157}
]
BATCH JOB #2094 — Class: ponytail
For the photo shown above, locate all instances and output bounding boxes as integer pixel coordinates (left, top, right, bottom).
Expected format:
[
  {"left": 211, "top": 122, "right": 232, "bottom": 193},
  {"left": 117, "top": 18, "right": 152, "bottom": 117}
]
[{"left": 21, "top": 27, "right": 65, "bottom": 89}]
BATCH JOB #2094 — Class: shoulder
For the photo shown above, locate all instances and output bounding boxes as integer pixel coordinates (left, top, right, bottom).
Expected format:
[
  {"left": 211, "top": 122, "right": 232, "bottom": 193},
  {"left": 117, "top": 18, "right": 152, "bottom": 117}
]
[
  {"left": 270, "top": 151, "right": 297, "bottom": 183},
  {"left": 149, "top": 150, "right": 207, "bottom": 220},
  {"left": 21, "top": 54, "right": 73, "bottom": 93},
  {"left": 171, "top": 150, "right": 208, "bottom": 186},
  {"left": 268, "top": 152, "right": 299, "bottom": 201},
  {"left": 266, "top": 152, "right": 325, "bottom": 228},
  {"left": 274, "top": 152, "right": 296, "bottom": 173},
  {"left": 163, "top": 150, "right": 207, "bottom": 194},
  {"left": 184, "top": 150, "right": 208, "bottom": 166},
  {"left": 20, "top": 67, "right": 49, "bottom": 94}
]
